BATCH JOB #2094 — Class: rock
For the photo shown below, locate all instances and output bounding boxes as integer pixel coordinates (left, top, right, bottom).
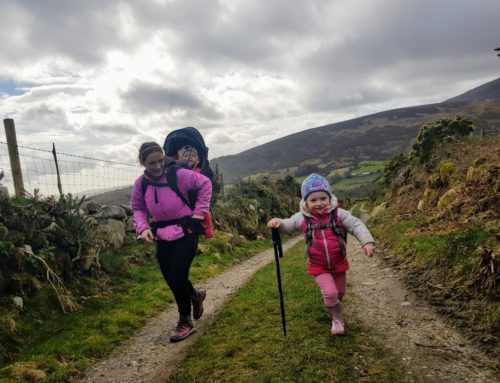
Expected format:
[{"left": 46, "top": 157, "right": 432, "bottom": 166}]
[
  {"left": 121, "top": 204, "right": 133, "bottom": 215},
  {"left": 220, "top": 232, "right": 236, "bottom": 247},
  {"left": 98, "top": 219, "right": 126, "bottom": 249},
  {"left": 417, "top": 199, "right": 425, "bottom": 210},
  {"left": 12, "top": 296, "right": 24, "bottom": 310},
  {"left": 125, "top": 217, "right": 136, "bottom": 232},
  {"left": 0, "top": 186, "right": 9, "bottom": 202},
  {"left": 437, "top": 188, "right": 459, "bottom": 210},
  {"left": 102, "top": 206, "right": 127, "bottom": 220},
  {"left": 85, "top": 202, "right": 102, "bottom": 214},
  {"left": 78, "top": 246, "right": 101, "bottom": 272}
]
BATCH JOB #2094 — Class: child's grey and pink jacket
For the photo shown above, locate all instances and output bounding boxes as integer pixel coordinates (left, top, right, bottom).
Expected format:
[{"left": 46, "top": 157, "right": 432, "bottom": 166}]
[
  {"left": 275, "top": 196, "right": 374, "bottom": 275},
  {"left": 131, "top": 168, "right": 212, "bottom": 241}
]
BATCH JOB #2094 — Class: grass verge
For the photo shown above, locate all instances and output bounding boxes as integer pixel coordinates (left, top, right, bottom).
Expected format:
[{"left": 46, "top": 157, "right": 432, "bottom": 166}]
[
  {"left": 0, "top": 236, "right": 271, "bottom": 383},
  {"left": 369, "top": 209, "right": 499, "bottom": 356},
  {"left": 173, "top": 241, "right": 406, "bottom": 382}
]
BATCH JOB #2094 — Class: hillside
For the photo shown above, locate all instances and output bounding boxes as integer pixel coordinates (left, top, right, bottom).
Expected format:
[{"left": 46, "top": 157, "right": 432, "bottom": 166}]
[
  {"left": 213, "top": 77, "right": 500, "bottom": 183},
  {"left": 368, "top": 130, "right": 500, "bottom": 356}
]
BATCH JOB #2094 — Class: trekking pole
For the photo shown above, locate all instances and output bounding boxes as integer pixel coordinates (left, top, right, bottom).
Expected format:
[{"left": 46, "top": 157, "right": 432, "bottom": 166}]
[{"left": 271, "top": 228, "right": 286, "bottom": 337}]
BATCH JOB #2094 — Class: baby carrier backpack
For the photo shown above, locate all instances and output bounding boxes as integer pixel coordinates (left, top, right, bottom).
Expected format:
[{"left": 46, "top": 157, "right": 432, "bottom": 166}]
[
  {"left": 141, "top": 126, "right": 214, "bottom": 207},
  {"left": 163, "top": 126, "right": 214, "bottom": 181},
  {"left": 141, "top": 127, "right": 215, "bottom": 238}
]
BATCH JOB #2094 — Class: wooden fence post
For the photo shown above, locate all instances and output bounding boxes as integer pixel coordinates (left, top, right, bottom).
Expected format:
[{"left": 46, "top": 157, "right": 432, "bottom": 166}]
[
  {"left": 3, "top": 118, "right": 25, "bottom": 197},
  {"left": 52, "top": 143, "right": 63, "bottom": 197}
]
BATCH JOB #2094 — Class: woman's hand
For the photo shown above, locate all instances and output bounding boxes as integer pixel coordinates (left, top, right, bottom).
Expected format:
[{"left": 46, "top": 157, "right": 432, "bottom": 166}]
[
  {"left": 267, "top": 218, "right": 281, "bottom": 229},
  {"left": 140, "top": 228, "right": 155, "bottom": 243},
  {"left": 362, "top": 243, "right": 375, "bottom": 257}
]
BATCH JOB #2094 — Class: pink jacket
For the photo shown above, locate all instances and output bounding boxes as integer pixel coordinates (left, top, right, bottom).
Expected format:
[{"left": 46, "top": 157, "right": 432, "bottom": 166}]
[
  {"left": 275, "top": 195, "right": 374, "bottom": 275},
  {"left": 300, "top": 211, "right": 348, "bottom": 273},
  {"left": 131, "top": 168, "right": 212, "bottom": 241}
]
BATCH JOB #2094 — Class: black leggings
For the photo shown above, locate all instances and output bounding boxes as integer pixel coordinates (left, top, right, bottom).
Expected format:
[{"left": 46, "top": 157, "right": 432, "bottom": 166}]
[{"left": 156, "top": 234, "right": 198, "bottom": 316}]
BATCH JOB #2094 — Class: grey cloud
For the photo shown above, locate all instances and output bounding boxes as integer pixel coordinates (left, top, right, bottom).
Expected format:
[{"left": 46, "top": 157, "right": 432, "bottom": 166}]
[
  {"left": 0, "top": 0, "right": 148, "bottom": 65},
  {"left": 305, "top": 82, "right": 397, "bottom": 112},
  {"left": 210, "top": 132, "right": 234, "bottom": 144},
  {"left": 18, "top": 85, "right": 90, "bottom": 103},
  {"left": 296, "top": 0, "right": 500, "bottom": 111},
  {"left": 122, "top": 81, "right": 203, "bottom": 113},
  {"left": 88, "top": 123, "right": 138, "bottom": 137},
  {"left": 21, "top": 104, "right": 72, "bottom": 132},
  {"left": 129, "top": 0, "right": 329, "bottom": 67}
]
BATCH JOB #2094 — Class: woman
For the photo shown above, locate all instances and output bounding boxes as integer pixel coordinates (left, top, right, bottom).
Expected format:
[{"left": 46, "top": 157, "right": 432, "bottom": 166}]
[{"left": 131, "top": 142, "right": 212, "bottom": 342}]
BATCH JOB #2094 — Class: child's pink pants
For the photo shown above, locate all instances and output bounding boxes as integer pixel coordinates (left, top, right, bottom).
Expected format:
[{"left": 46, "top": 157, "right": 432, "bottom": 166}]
[{"left": 314, "top": 272, "right": 347, "bottom": 307}]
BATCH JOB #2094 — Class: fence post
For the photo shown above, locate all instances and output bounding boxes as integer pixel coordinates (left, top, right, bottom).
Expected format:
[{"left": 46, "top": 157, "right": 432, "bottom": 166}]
[
  {"left": 52, "top": 143, "right": 63, "bottom": 197},
  {"left": 3, "top": 118, "right": 25, "bottom": 197}
]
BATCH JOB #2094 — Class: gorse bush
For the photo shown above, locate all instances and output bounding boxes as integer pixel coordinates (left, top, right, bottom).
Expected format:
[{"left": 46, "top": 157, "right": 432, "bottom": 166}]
[
  {"left": 213, "top": 175, "right": 301, "bottom": 239},
  {"left": 412, "top": 116, "right": 474, "bottom": 166}
]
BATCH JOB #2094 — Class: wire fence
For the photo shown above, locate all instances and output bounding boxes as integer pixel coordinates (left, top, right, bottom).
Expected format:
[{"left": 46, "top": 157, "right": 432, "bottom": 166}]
[{"left": 0, "top": 141, "right": 142, "bottom": 204}]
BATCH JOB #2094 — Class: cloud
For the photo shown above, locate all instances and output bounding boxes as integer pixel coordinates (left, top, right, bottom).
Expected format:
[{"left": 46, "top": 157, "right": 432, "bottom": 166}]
[
  {"left": 122, "top": 81, "right": 203, "bottom": 113},
  {"left": 0, "top": 1, "right": 149, "bottom": 66},
  {"left": 0, "top": 0, "right": 499, "bottom": 164},
  {"left": 88, "top": 123, "right": 139, "bottom": 138}
]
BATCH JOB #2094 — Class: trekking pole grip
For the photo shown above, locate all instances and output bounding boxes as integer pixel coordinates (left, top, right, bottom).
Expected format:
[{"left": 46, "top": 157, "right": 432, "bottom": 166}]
[{"left": 271, "top": 228, "right": 283, "bottom": 258}]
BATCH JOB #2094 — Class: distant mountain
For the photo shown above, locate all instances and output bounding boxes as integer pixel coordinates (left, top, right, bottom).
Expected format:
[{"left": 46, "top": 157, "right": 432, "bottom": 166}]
[
  {"left": 213, "top": 77, "right": 500, "bottom": 183},
  {"left": 444, "top": 77, "right": 500, "bottom": 103}
]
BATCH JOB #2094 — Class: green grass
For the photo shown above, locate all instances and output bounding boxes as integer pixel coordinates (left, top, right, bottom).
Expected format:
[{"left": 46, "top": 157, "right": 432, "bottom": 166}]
[
  {"left": 173, "top": 241, "right": 406, "bottom": 382},
  {"left": 0, "top": 237, "right": 272, "bottom": 383},
  {"left": 354, "top": 161, "right": 386, "bottom": 174},
  {"left": 294, "top": 175, "right": 308, "bottom": 184},
  {"left": 327, "top": 166, "right": 351, "bottom": 178},
  {"left": 332, "top": 174, "right": 381, "bottom": 188}
]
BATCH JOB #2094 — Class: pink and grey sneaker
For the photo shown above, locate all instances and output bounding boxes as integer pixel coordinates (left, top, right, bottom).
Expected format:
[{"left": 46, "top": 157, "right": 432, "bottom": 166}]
[
  {"left": 330, "top": 304, "right": 345, "bottom": 336},
  {"left": 192, "top": 289, "right": 206, "bottom": 320},
  {"left": 170, "top": 319, "right": 196, "bottom": 343}
]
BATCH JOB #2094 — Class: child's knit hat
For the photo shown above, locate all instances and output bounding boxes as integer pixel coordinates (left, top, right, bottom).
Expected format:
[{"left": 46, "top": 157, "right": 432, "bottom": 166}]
[{"left": 301, "top": 173, "right": 332, "bottom": 200}]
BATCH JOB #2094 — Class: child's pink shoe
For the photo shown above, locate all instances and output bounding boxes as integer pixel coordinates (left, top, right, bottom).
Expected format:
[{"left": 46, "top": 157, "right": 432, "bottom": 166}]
[{"left": 330, "top": 304, "right": 344, "bottom": 336}]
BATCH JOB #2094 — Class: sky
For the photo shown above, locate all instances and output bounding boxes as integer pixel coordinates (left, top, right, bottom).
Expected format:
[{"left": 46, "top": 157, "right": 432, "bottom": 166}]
[{"left": 0, "top": 0, "right": 499, "bottom": 164}]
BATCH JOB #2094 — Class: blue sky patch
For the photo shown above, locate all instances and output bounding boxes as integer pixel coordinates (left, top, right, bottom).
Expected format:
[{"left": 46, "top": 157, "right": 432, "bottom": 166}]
[{"left": 0, "top": 79, "right": 35, "bottom": 96}]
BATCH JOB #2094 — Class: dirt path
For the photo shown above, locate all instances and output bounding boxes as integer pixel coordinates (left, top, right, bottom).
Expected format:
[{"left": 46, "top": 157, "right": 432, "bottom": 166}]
[
  {"left": 79, "top": 236, "right": 303, "bottom": 383},
  {"left": 80, "top": 233, "right": 498, "bottom": 383},
  {"left": 347, "top": 236, "right": 499, "bottom": 383}
]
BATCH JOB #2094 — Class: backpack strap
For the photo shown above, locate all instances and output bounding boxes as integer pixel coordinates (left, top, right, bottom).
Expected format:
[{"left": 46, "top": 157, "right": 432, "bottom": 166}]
[
  {"left": 304, "top": 215, "right": 314, "bottom": 260},
  {"left": 141, "top": 166, "right": 197, "bottom": 210},
  {"left": 166, "top": 166, "right": 195, "bottom": 209},
  {"left": 330, "top": 208, "right": 347, "bottom": 258}
]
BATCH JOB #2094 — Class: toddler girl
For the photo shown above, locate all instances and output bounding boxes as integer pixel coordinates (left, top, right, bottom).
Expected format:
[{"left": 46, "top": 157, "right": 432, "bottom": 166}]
[{"left": 268, "top": 173, "right": 375, "bottom": 335}]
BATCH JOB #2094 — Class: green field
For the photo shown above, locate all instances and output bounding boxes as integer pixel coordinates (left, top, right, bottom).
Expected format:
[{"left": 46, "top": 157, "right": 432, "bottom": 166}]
[
  {"left": 332, "top": 173, "right": 382, "bottom": 188},
  {"left": 352, "top": 160, "right": 386, "bottom": 174}
]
